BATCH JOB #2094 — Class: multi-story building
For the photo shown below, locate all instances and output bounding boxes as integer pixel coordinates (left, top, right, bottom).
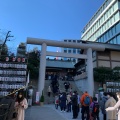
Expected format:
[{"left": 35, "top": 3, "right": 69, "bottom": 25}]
[
  {"left": 61, "top": 39, "right": 81, "bottom": 63},
  {"left": 81, "top": 0, "right": 120, "bottom": 44},
  {"left": 75, "top": 0, "right": 120, "bottom": 92},
  {"left": 17, "top": 42, "right": 26, "bottom": 57}
]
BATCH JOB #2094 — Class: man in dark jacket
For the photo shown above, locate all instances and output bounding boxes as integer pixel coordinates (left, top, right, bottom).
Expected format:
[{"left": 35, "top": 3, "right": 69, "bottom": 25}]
[
  {"left": 0, "top": 93, "right": 15, "bottom": 120},
  {"left": 71, "top": 91, "right": 78, "bottom": 119},
  {"left": 100, "top": 92, "right": 108, "bottom": 120}
]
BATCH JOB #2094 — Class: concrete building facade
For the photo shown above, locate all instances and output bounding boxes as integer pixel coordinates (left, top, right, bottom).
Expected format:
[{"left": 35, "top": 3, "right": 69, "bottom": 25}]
[{"left": 61, "top": 39, "right": 81, "bottom": 63}]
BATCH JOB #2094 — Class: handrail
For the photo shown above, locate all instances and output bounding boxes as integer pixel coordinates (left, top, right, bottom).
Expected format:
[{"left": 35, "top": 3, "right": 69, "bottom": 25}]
[
  {"left": 0, "top": 86, "right": 26, "bottom": 98},
  {"left": 0, "top": 104, "right": 8, "bottom": 107}
]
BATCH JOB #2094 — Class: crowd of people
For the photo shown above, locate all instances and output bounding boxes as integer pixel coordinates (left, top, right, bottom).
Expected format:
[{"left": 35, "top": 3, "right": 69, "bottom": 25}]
[
  {"left": 53, "top": 90, "right": 120, "bottom": 120},
  {"left": 0, "top": 90, "right": 28, "bottom": 120}
]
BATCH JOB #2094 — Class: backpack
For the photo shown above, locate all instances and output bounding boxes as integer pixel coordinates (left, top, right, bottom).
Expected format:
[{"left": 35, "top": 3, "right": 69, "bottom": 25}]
[
  {"left": 84, "top": 96, "right": 90, "bottom": 105},
  {"left": 92, "top": 102, "right": 99, "bottom": 115}
]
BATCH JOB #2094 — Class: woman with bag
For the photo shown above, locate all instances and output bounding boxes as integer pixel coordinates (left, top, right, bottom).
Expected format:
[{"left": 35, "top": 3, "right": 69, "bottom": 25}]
[{"left": 13, "top": 90, "right": 28, "bottom": 120}]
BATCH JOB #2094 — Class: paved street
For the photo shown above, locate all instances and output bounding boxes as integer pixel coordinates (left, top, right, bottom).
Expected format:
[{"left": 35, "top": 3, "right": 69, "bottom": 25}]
[{"left": 25, "top": 104, "right": 103, "bottom": 120}]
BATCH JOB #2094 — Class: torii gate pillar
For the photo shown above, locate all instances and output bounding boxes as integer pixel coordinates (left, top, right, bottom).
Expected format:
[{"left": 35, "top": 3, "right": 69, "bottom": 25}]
[
  {"left": 87, "top": 48, "right": 94, "bottom": 96},
  {"left": 38, "top": 43, "right": 47, "bottom": 96}
]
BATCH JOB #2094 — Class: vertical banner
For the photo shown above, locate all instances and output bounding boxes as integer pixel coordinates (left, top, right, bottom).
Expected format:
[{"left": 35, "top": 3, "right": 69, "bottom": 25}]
[
  {"left": 26, "top": 72, "right": 30, "bottom": 88},
  {"left": 36, "top": 92, "right": 40, "bottom": 103}
]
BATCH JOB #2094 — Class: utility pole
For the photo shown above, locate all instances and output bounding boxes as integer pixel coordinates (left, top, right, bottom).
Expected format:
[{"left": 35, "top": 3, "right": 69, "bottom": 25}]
[{"left": 0, "top": 30, "right": 14, "bottom": 56}]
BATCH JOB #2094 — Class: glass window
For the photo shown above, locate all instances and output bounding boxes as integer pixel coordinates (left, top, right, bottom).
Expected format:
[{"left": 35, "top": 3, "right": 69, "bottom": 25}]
[
  {"left": 101, "top": 36, "right": 104, "bottom": 42},
  {"left": 106, "top": 11, "right": 108, "bottom": 19},
  {"left": 73, "top": 49, "right": 76, "bottom": 53},
  {"left": 101, "top": 16, "right": 103, "bottom": 24},
  {"left": 64, "top": 40, "right": 67, "bottom": 42},
  {"left": 114, "top": 2, "right": 118, "bottom": 11},
  {"left": 77, "top": 49, "right": 80, "bottom": 54},
  {"left": 117, "top": 36, "right": 120, "bottom": 44},
  {"left": 104, "top": 23, "right": 106, "bottom": 31},
  {"left": 116, "top": 22, "right": 120, "bottom": 34},
  {"left": 112, "top": 37, "right": 117, "bottom": 44},
  {"left": 103, "top": 24, "right": 105, "bottom": 32},
  {"left": 112, "top": 15, "right": 115, "bottom": 23},
  {"left": 114, "top": 12, "right": 119, "bottom": 22},
  {"left": 104, "top": 14, "right": 106, "bottom": 21},
  {"left": 77, "top": 40, "right": 81, "bottom": 43},
  {"left": 107, "top": 20, "right": 109, "bottom": 28},
  {"left": 107, "top": 30, "right": 110, "bottom": 39},
  {"left": 73, "top": 40, "right": 76, "bottom": 42},
  {"left": 111, "top": 4, "right": 114, "bottom": 13},
  {"left": 110, "top": 40, "right": 114, "bottom": 44},
  {"left": 64, "top": 50, "right": 67, "bottom": 53},
  {"left": 109, "top": 7, "right": 111, "bottom": 15},
  {"left": 68, "top": 40, "right": 71, "bottom": 42},
  {"left": 110, "top": 17, "right": 112, "bottom": 25},
  {"left": 116, "top": 35, "right": 120, "bottom": 43},
  {"left": 68, "top": 50, "right": 71, "bottom": 53}
]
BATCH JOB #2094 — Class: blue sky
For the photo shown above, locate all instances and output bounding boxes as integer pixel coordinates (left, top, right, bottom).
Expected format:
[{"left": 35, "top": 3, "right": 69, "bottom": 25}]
[{"left": 0, "top": 0, "right": 104, "bottom": 53}]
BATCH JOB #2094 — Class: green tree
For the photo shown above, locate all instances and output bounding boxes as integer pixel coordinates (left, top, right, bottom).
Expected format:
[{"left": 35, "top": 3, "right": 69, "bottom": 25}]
[
  {"left": 112, "top": 66, "right": 120, "bottom": 81},
  {"left": 94, "top": 67, "right": 112, "bottom": 85},
  {"left": 27, "top": 50, "right": 40, "bottom": 79}
]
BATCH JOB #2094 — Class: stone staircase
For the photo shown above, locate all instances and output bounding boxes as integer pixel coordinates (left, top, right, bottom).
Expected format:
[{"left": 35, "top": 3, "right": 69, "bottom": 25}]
[{"left": 44, "top": 80, "right": 82, "bottom": 104}]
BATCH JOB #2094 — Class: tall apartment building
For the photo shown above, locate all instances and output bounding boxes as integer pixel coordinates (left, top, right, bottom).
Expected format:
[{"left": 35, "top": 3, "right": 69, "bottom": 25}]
[
  {"left": 17, "top": 43, "right": 26, "bottom": 57},
  {"left": 81, "top": 0, "right": 120, "bottom": 44},
  {"left": 61, "top": 39, "right": 81, "bottom": 63}
]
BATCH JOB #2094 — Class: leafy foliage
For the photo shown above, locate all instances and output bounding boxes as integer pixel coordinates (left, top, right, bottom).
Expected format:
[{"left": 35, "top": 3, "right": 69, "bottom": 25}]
[
  {"left": 94, "top": 67, "right": 112, "bottom": 82},
  {"left": 40, "top": 91, "right": 44, "bottom": 102},
  {"left": 0, "top": 44, "right": 8, "bottom": 56},
  {"left": 94, "top": 66, "right": 120, "bottom": 84},
  {"left": 27, "top": 51, "right": 40, "bottom": 79}
]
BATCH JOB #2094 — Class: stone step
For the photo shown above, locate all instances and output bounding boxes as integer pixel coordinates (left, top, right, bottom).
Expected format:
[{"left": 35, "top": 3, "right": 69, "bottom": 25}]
[{"left": 44, "top": 80, "right": 82, "bottom": 104}]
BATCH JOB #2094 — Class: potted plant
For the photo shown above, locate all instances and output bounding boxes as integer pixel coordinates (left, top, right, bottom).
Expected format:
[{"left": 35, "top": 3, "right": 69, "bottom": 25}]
[{"left": 40, "top": 91, "right": 44, "bottom": 106}]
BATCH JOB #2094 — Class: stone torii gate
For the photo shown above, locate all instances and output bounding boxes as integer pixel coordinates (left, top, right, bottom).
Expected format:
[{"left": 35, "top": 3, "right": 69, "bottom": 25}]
[{"left": 27, "top": 37, "right": 105, "bottom": 96}]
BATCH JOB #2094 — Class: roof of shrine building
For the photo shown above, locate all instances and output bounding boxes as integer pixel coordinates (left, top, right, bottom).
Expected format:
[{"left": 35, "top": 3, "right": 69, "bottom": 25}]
[{"left": 46, "top": 59, "right": 75, "bottom": 68}]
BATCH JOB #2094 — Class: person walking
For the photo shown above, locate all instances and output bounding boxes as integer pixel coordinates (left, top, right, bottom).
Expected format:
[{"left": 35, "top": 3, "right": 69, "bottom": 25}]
[
  {"left": 90, "top": 97, "right": 99, "bottom": 120},
  {"left": 71, "top": 91, "right": 78, "bottom": 119},
  {"left": 28, "top": 86, "right": 33, "bottom": 106},
  {"left": 54, "top": 94, "right": 59, "bottom": 109},
  {"left": 80, "top": 91, "right": 92, "bottom": 120},
  {"left": 14, "top": 90, "right": 28, "bottom": 120},
  {"left": 105, "top": 92, "right": 117, "bottom": 120},
  {"left": 47, "top": 86, "right": 52, "bottom": 97},
  {"left": 100, "top": 92, "right": 108, "bottom": 120},
  {"left": 66, "top": 93, "right": 71, "bottom": 112},
  {"left": 59, "top": 92, "right": 67, "bottom": 112}
]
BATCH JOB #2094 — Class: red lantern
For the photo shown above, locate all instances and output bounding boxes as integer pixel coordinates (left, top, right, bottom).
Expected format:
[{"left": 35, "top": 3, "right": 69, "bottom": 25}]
[
  {"left": 22, "top": 58, "right": 25, "bottom": 62},
  {"left": 6, "top": 57, "right": 9, "bottom": 61},
  {"left": 17, "top": 58, "right": 21, "bottom": 62}
]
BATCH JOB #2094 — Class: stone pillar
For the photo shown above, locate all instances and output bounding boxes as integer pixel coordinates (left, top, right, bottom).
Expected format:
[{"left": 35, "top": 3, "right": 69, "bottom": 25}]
[
  {"left": 87, "top": 48, "right": 94, "bottom": 96},
  {"left": 38, "top": 43, "right": 47, "bottom": 96}
]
